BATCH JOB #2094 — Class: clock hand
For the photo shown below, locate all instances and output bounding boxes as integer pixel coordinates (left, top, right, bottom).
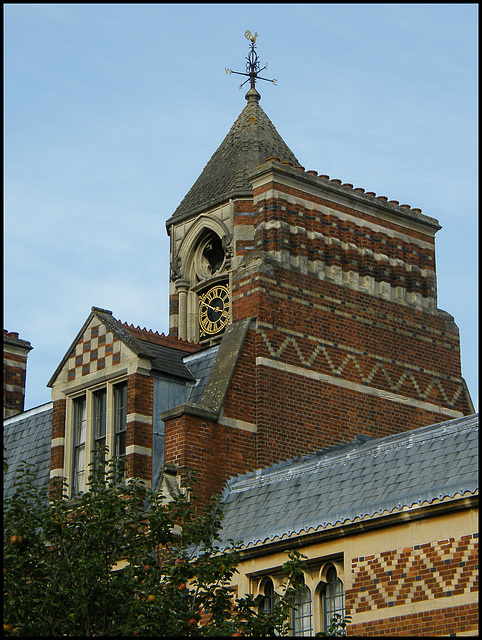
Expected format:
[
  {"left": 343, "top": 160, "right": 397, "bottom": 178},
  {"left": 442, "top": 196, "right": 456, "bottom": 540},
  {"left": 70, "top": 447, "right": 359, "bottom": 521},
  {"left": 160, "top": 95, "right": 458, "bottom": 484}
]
[{"left": 201, "top": 300, "right": 224, "bottom": 313}]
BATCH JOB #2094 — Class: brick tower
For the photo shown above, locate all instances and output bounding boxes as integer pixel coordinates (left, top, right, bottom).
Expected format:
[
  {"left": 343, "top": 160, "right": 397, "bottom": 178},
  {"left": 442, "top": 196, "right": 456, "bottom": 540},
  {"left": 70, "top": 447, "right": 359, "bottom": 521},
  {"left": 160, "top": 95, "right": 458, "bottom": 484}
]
[
  {"left": 162, "top": 82, "right": 472, "bottom": 506},
  {"left": 3, "top": 330, "right": 33, "bottom": 418}
]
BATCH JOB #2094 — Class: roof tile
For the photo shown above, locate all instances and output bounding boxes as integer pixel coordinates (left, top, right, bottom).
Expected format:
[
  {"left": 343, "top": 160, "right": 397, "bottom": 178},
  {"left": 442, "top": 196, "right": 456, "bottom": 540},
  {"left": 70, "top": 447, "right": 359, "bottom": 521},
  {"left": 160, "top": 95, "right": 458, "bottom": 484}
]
[
  {"left": 167, "top": 93, "right": 299, "bottom": 224},
  {"left": 219, "top": 414, "right": 479, "bottom": 548}
]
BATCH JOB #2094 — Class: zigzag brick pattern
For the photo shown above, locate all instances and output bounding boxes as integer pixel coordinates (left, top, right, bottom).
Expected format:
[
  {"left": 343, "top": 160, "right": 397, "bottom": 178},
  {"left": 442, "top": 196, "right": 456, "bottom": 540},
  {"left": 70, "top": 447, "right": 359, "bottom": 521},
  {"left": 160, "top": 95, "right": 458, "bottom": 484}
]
[
  {"left": 347, "top": 534, "right": 478, "bottom": 614},
  {"left": 258, "top": 325, "right": 464, "bottom": 409}
]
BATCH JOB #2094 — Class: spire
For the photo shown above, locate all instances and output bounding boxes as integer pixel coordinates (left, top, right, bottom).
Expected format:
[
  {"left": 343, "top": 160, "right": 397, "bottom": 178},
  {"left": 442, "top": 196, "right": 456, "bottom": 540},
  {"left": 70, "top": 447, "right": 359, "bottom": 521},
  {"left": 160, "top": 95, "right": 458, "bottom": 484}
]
[
  {"left": 167, "top": 96, "right": 298, "bottom": 223},
  {"left": 167, "top": 33, "right": 297, "bottom": 225}
]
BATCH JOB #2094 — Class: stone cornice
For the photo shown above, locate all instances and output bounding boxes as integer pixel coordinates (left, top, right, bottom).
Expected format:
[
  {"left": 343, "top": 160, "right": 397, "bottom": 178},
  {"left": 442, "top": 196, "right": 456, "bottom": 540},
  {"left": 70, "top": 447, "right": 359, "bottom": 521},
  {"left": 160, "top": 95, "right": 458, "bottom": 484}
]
[
  {"left": 160, "top": 402, "right": 218, "bottom": 422},
  {"left": 249, "top": 160, "right": 441, "bottom": 235}
]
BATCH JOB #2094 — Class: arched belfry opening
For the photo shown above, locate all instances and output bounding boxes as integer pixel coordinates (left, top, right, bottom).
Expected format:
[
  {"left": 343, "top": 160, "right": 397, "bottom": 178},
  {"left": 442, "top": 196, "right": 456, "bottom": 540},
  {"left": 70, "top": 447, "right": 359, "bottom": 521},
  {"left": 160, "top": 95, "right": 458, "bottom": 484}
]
[
  {"left": 170, "top": 218, "right": 232, "bottom": 343},
  {"left": 192, "top": 230, "right": 227, "bottom": 283}
]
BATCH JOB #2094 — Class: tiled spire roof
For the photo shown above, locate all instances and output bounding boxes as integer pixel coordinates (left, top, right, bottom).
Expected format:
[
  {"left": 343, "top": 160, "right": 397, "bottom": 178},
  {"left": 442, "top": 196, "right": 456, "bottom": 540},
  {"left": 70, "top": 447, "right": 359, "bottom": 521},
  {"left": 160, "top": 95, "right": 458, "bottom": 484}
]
[{"left": 167, "top": 89, "right": 299, "bottom": 224}]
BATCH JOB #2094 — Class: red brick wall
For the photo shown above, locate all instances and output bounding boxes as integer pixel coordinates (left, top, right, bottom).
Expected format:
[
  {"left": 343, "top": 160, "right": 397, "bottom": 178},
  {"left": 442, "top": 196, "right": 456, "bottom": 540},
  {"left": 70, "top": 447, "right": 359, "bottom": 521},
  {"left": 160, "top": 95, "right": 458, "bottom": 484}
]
[
  {"left": 3, "top": 351, "right": 28, "bottom": 415},
  {"left": 50, "top": 399, "right": 66, "bottom": 473},
  {"left": 164, "top": 413, "right": 257, "bottom": 509},
  {"left": 226, "top": 269, "right": 469, "bottom": 466},
  {"left": 346, "top": 534, "right": 478, "bottom": 636},
  {"left": 233, "top": 266, "right": 465, "bottom": 406},
  {"left": 251, "top": 181, "right": 437, "bottom": 300},
  {"left": 216, "top": 174, "right": 472, "bottom": 470},
  {"left": 164, "top": 171, "right": 471, "bottom": 501},
  {"left": 50, "top": 399, "right": 66, "bottom": 493},
  {"left": 3, "top": 332, "right": 32, "bottom": 417},
  {"left": 126, "top": 373, "right": 154, "bottom": 483},
  {"left": 348, "top": 602, "right": 478, "bottom": 636}
]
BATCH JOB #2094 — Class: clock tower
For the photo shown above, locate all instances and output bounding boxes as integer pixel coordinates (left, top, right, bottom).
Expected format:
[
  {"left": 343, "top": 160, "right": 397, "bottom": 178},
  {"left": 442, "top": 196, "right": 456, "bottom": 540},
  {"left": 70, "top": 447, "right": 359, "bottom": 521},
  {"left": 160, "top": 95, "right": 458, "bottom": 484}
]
[
  {"left": 166, "top": 85, "right": 299, "bottom": 344},
  {"left": 161, "top": 35, "right": 473, "bottom": 507}
]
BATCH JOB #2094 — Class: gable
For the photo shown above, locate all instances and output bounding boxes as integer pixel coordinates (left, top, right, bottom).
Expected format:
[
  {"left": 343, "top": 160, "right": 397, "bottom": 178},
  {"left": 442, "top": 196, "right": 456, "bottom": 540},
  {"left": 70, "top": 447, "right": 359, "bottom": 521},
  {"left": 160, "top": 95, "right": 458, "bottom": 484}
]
[{"left": 48, "top": 307, "right": 155, "bottom": 391}]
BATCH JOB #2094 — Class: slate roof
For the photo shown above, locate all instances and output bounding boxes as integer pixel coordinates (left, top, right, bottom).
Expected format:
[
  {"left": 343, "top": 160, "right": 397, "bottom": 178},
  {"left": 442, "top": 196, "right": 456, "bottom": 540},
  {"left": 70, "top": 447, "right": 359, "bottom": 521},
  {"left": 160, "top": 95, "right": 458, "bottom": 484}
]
[
  {"left": 184, "top": 345, "right": 220, "bottom": 404},
  {"left": 142, "top": 340, "right": 196, "bottom": 381},
  {"left": 167, "top": 89, "right": 299, "bottom": 225},
  {"left": 219, "top": 413, "right": 479, "bottom": 549},
  {"left": 4, "top": 403, "right": 53, "bottom": 499}
]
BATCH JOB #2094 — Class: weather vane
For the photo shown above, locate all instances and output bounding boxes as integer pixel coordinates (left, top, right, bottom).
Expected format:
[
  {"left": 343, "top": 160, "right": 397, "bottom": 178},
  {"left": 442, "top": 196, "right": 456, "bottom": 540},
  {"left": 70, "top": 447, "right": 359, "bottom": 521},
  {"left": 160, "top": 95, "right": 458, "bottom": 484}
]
[{"left": 225, "top": 30, "right": 277, "bottom": 91}]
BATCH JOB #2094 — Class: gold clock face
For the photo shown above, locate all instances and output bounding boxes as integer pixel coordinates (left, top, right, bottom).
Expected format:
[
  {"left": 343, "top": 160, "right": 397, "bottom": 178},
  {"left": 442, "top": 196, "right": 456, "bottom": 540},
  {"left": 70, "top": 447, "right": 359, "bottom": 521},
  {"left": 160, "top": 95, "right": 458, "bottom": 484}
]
[{"left": 199, "top": 284, "right": 230, "bottom": 337}]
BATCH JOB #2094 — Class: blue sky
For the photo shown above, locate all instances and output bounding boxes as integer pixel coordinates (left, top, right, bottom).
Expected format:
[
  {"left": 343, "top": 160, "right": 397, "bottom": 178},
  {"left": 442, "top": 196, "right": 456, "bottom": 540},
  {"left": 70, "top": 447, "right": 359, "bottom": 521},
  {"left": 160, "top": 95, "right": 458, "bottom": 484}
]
[{"left": 4, "top": 4, "right": 478, "bottom": 411}]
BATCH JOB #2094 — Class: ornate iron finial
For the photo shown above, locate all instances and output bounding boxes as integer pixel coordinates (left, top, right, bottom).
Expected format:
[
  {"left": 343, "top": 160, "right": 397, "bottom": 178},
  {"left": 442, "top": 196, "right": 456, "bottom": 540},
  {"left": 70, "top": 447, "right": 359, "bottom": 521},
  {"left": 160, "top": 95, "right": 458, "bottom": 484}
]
[{"left": 225, "top": 31, "right": 277, "bottom": 91}]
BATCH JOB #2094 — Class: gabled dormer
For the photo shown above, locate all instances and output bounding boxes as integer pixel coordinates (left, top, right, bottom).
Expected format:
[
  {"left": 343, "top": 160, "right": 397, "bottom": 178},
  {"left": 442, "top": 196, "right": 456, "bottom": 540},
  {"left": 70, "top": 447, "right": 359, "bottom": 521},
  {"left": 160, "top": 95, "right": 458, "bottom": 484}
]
[{"left": 48, "top": 307, "right": 201, "bottom": 494}]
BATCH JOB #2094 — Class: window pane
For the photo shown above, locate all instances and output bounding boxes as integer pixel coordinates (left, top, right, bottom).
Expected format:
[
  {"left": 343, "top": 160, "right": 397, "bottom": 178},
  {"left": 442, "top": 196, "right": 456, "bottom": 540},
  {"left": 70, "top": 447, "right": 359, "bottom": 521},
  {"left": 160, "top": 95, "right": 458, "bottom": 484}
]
[
  {"left": 76, "top": 443, "right": 85, "bottom": 470},
  {"left": 94, "top": 389, "right": 107, "bottom": 439},
  {"left": 292, "top": 585, "right": 312, "bottom": 636},
  {"left": 74, "top": 444, "right": 85, "bottom": 493},
  {"left": 323, "top": 565, "right": 345, "bottom": 633},
  {"left": 73, "top": 397, "right": 86, "bottom": 493},
  {"left": 113, "top": 383, "right": 127, "bottom": 479},
  {"left": 114, "top": 382, "right": 127, "bottom": 434},
  {"left": 115, "top": 430, "right": 126, "bottom": 458},
  {"left": 74, "top": 397, "right": 86, "bottom": 445}
]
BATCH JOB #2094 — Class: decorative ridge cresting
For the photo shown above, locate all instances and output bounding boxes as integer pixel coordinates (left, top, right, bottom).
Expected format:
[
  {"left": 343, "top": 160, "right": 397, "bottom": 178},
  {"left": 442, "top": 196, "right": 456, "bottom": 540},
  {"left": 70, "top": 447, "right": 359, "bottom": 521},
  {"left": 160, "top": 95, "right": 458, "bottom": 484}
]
[
  {"left": 262, "top": 156, "right": 430, "bottom": 222},
  {"left": 120, "top": 321, "right": 201, "bottom": 352}
]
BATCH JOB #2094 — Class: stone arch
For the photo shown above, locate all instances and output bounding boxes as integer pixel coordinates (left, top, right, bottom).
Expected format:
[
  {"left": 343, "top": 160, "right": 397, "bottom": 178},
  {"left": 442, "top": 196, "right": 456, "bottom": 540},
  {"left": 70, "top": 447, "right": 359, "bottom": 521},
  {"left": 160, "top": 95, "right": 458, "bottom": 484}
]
[
  {"left": 177, "top": 215, "right": 232, "bottom": 288},
  {"left": 174, "top": 216, "right": 232, "bottom": 342}
]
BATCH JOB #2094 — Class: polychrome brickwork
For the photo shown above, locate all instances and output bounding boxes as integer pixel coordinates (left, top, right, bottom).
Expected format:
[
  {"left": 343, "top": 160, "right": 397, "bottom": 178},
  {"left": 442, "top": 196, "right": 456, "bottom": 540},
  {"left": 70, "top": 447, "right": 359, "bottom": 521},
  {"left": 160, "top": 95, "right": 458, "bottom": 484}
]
[
  {"left": 227, "top": 270, "right": 469, "bottom": 466},
  {"left": 164, "top": 413, "right": 257, "bottom": 508},
  {"left": 3, "top": 353, "right": 28, "bottom": 417},
  {"left": 232, "top": 259, "right": 468, "bottom": 405},
  {"left": 3, "top": 331, "right": 32, "bottom": 418},
  {"left": 256, "top": 318, "right": 465, "bottom": 411},
  {"left": 162, "top": 163, "right": 472, "bottom": 502},
  {"left": 125, "top": 373, "right": 154, "bottom": 482},
  {"left": 348, "top": 602, "right": 479, "bottom": 636},
  {"left": 251, "top": 176, "right": 439, "bottom": 312},
  {"left": 347, "top": 534, "right": 478, "bottom": 616},
  {"left": 50, "top": 398, "right": 66, "bottom": 475},
  {"left": 66, "top": 323, "right": 121, "bottom": 381},
  {"left": 221, "top": 166, "right": 471, "bottom": 470}
]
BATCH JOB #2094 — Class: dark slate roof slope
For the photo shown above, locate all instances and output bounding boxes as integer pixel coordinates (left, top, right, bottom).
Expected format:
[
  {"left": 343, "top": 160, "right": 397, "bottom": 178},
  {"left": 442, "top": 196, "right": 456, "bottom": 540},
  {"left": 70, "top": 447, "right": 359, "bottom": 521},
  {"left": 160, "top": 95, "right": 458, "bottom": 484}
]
[
  {"left": 141, "top": 341, "right": 196, "bottom": 381},
  {"left": 219, "top": 414, "right": 479, "bottom": 548},
  {"left": 184, "top": 345, "right": 220, "bottom": 404},
  {"left": 4, "top": 403, "right": 53, "bottom": 499},
  {"left": 167, "top": 89, "right": 299, "bottom": 224}
]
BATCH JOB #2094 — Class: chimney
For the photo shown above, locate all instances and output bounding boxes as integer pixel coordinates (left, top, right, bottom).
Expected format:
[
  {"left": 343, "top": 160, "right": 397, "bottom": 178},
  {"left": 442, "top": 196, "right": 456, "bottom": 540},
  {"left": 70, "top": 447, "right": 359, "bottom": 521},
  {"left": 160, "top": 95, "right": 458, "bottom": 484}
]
[{"left": 3, "top": 330, "right": 33, "bottom": 418}]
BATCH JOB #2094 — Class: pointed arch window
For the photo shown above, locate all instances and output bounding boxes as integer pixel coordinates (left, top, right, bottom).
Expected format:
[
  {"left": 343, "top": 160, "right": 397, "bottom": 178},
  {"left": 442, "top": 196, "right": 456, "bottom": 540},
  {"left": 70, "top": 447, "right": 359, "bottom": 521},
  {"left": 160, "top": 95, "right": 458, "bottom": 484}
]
[
  {"left": 321, "top": 564, "right": 345, "bottom": 633},
  {"left": 259, "top": 577, "right": 277, "bottom": 614}
]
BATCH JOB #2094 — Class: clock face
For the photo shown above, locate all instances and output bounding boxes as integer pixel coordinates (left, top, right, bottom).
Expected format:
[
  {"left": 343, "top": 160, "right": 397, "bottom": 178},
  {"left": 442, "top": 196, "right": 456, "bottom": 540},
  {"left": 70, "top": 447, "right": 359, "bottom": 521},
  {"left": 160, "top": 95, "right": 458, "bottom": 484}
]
[{"left": 199, "top": 284, "right": 230, "bottom": 337}]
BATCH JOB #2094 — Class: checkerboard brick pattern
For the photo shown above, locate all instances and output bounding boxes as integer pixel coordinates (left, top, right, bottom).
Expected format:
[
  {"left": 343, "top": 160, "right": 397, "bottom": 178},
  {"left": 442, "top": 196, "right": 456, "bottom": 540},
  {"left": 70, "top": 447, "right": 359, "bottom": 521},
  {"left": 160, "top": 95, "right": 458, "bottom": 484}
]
[
  {"left": 347, "top": 533, "right": 478, "bottom": 614},
  {"left": 67, "top": 324, "right": 121, "bottom": 381}
]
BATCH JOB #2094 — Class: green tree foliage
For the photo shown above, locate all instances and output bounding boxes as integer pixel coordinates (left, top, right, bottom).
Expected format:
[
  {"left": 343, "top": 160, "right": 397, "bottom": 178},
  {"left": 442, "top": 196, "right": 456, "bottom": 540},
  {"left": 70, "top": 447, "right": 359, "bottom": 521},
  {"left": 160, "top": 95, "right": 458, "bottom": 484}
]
[
  {"left": 3, "top": 454, "right": 306, "bottom": 636},
  {"left": 316, "top": 613, "right": 352, "bottom": 636}
]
